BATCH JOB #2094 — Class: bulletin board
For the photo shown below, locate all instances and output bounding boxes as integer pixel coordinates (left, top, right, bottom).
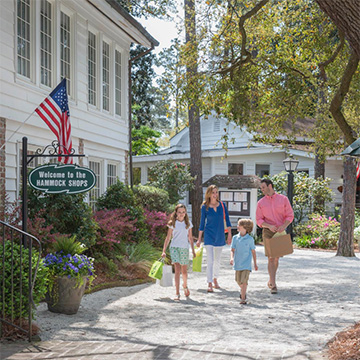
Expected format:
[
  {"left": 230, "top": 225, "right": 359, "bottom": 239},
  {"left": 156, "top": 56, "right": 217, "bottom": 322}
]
[{"left": 219, "top": 191, "right": 251, "bottom": 216}]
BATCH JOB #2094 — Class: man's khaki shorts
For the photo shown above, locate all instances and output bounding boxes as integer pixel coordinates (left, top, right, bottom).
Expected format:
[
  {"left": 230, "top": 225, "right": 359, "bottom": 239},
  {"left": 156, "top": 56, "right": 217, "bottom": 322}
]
[{"left": 235, "top": 270, "right": 250, "bottom": 285}]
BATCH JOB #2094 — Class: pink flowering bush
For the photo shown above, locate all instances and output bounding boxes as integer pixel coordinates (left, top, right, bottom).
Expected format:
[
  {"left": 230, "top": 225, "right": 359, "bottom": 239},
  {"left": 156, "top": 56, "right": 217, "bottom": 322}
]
[
  {"left": 142, "top": 209, "right": 168, "bottom": 247},
  {"left": 294, "top": 214, "right": 340, "bottom": 249},
  {"left": 94, "top": 209, "right": 138, "bottom": 254},
  {"left": 4, "top": 198, "right": 61, "bottom": 254}
]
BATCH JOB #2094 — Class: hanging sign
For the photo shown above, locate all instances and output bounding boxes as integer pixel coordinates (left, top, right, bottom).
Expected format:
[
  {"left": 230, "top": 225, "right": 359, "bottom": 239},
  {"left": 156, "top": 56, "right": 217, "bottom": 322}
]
[{"left": 28, "top": 164, "right": 96, "bottom": 194}]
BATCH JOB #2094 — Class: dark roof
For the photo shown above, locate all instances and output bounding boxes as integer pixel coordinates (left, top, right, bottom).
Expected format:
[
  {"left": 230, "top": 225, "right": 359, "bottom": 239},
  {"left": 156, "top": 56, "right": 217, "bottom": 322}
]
[
  {"left": 104, "top": 0, "right": 159, "bottom": 47},
  {"left": 203, "top": 175, "right": 261, "bottom": 189}
]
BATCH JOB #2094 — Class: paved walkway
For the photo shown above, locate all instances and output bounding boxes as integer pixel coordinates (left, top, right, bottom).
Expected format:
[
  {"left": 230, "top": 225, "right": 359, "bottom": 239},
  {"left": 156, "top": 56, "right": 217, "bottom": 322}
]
[{"left": 1, "top": 246, "right": 359, "bottom": 360}]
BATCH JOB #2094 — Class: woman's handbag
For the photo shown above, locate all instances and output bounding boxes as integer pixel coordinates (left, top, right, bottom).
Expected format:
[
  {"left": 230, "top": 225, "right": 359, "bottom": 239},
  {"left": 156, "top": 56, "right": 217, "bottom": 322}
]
[
  {"left": 192, "top": 245, "right": 203, "bottom": 272},
  {"left": 221, "top": 202, "right": 229, "bottom": 233},
  {"left": 157, "top": 264, "right": 173, "bottom": 287},
  {"left": 148, "top": 258, "right": 164, "bottom": 280}
]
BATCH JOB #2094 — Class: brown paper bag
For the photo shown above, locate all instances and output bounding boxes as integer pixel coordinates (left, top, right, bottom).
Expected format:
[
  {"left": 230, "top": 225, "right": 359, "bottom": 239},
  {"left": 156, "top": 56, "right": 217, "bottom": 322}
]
[{"left": 265, "top": 234, "right": 293, "bottom": 258}]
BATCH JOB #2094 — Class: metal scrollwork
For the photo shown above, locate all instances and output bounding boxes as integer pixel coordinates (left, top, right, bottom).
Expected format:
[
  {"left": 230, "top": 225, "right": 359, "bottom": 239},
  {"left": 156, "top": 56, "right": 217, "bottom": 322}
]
[{"left": 34, "top": 140, "right": 75, "bottom": 156}]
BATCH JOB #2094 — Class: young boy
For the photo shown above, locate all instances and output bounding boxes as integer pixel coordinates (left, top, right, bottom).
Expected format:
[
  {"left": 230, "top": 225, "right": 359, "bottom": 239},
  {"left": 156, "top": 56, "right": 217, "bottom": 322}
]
[{"left": 230, "top": 219, "right": 258, "bottom": 304}]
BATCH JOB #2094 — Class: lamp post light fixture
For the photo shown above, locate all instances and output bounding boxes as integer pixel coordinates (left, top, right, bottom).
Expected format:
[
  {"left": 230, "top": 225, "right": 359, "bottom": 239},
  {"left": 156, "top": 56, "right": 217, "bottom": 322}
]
[{"left": 283, "top": 156, "right": 299, "bottom": 239}]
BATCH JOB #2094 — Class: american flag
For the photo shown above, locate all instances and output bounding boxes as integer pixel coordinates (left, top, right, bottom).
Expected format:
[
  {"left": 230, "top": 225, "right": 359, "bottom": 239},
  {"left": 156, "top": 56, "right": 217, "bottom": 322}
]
[
  {"left": 35, "top": 78, "right": 73, "bottom": 164},
  {"left": 357, "top": 162, "right": 360, "bottom": 180}
]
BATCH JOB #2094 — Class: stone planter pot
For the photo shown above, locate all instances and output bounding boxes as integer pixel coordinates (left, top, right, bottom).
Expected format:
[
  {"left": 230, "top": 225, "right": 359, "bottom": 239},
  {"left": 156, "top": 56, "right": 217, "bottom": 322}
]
[{"left": 46, "top": 276, "right": 87, "bottom": 315}]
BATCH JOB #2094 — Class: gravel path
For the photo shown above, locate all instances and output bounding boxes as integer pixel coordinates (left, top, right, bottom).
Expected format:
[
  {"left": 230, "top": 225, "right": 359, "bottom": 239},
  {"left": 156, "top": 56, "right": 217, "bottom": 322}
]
[{"left": 35, "top": 246, "right": 360, "bottom": 356}]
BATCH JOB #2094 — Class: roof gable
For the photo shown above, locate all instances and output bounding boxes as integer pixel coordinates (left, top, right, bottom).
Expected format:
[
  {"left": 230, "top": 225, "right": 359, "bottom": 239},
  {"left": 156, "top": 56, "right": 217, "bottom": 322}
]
[{"left": 164, "top": 114, "right": 254, "bottom": 154}]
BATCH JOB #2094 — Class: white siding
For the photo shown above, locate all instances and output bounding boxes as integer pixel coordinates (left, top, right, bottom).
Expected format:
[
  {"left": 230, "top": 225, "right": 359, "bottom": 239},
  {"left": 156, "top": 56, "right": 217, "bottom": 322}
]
[{"left": 0, "top": 0, "right": 151, "bottom": 203}]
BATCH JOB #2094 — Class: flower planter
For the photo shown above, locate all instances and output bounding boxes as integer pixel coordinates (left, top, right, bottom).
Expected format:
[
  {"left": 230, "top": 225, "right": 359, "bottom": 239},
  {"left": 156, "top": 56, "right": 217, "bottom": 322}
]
[{"left": 46, "top": 276, "right": 87, "bottom": 315}]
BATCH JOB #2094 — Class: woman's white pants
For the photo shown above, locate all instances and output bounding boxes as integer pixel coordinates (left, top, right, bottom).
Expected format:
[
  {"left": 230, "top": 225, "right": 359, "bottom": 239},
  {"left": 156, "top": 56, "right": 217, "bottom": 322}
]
[{"left": 204, "top": 245, "right": 223, "bottom": 283}]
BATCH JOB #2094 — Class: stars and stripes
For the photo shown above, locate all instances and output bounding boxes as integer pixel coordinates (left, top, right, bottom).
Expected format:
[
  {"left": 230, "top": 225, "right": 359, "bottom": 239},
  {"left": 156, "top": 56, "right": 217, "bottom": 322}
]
[{"left": 35, "top": 78, "right": 73, "bottom": 164}]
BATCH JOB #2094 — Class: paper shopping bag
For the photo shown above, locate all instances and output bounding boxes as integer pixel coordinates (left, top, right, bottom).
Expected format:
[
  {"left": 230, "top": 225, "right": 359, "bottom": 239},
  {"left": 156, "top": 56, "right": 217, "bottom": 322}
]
[
  {"left": 265, "top": 234, "right": 293, "bottom": 258},
  {"left": 148, "top": 259, "right": 164, "bottom": 280},
  {"left": 192, "top": 245, "right": 203, "bottom": 272},
  {"left": 156, "top": 264, "right": 173, "bottom": 287}
]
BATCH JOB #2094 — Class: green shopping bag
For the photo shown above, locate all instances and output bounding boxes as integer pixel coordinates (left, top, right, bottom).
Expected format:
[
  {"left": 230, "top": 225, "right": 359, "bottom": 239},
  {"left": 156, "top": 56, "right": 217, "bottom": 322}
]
[
  {"left": 148, "top": 258, "right": 164, "bottom": 280},
  {"left": 192, "top": 245, "right": 203, "bottom": 272}
]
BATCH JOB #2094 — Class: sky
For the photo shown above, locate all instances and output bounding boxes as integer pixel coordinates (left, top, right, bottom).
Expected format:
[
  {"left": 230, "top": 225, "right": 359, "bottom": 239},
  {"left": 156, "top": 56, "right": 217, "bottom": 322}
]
[
  {"left": 141, "top": 16, "right": 179, "bottom": 55},
  {"left": 139, "top": 0, "right": 185, "bottom": 58}
]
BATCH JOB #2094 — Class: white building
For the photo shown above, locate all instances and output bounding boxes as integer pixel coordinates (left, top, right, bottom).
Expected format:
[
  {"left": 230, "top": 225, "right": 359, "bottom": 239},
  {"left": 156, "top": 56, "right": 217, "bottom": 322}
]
[
  {"left": 0, "top": 0, "right": 158, "bottom": 215},
  {"left": 133, "top": 114, "right": 345, "bottom": 225}
]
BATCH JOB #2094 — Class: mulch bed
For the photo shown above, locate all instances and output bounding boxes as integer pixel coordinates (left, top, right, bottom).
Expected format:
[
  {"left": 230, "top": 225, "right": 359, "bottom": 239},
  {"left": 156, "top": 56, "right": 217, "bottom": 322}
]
[
  {"left": 85, "top": 261, "right": 152, "bottom": 294},
  {"left": 327, "top": 322, "right": 360, "bottom": 360},
  {"left": 0, "top": 318, "right": 40, "bottom": 341}
]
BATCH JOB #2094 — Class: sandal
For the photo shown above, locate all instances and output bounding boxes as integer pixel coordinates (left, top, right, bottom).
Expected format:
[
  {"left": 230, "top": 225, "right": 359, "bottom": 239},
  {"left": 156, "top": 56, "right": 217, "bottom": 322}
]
[
  {"left": 270, "top": 286, "right": 278, "bottom": 294},
  {"left": 213, "top": 279, "right": 220, "bottom": 289},
  {"left": 240, "top": 295, "right": 247, "bottom": 304},
  {"left": 183, "top": 286, "right": 190, "bottom": 297},
  {"left": 174, "top": 294, "right": 180, "bottom": 301},
  {"left": 207, "top": 284, "right": 214, "bottom": 293}
]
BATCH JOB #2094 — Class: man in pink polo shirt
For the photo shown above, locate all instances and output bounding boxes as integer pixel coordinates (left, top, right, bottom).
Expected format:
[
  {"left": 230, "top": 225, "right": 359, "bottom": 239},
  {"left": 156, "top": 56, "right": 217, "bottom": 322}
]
[{"left": 256, "top": 178, "right": 294, "bottom": 294}]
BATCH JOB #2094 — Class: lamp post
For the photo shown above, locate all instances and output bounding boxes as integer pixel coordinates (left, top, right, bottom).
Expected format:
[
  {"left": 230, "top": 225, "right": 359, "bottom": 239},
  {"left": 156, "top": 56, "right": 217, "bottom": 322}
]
[{"left": 283, "top": 156, "right": 299, "bottom": 240}]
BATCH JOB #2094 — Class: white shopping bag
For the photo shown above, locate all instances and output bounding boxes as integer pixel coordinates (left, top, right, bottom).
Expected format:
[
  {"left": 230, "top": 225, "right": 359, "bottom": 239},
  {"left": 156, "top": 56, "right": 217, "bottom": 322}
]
[{"left": 156, "top": 264, "right": 173, "bottom": 287}]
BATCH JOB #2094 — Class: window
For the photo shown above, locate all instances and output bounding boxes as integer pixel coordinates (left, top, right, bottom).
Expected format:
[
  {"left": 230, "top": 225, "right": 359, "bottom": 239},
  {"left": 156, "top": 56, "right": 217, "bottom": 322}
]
[
  {"left": 17, "top": 0, "right": 31, "bottom": 78},
  {"left": 40, "top": 0, "right": 52, "bottom": 87},
  {"left": 102, "top": 41, "right": 110, "bottom": 111},
  {"left": 89, "top": 161, "right": 100, "bottom": 211},
  {"left": 133, "top": 167, "right": 141, "bottom": 185},
  {"left": 88, "top": 31, "right": 97, "bottom": 106},
  {"left": 255, "top": 164, "right": 270, "bottom": 178},
  {"left": 213, "top": 120, "right": 220, "bottom": 132},
  {"left": 228, "top": 163, "right": 243, "bottom": 175},
  {"left": 115, "top": 50, "right": 122, "bottom": 116},
  {"left": 107, "top": 163, "right": 117, "bottom": 187},
  {"left": 60, "top": 11, "right": 71, "bottom": 94}
]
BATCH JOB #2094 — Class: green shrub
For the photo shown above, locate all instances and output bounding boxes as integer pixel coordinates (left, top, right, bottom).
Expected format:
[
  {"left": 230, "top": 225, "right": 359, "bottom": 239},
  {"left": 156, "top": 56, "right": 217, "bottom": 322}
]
[
  {"left": 51, "top": 235, "right": 86, "bottom": 255},
  {"left": 96, "top": 253, "right": 119, "bottom": 276},
  {"left": 96, "top": 180, "right": 144, "bottom": 219},
  {"left": 126, "top": 241, "right": 161, "bottom": 264},
  {"left": 294, "top": 214, "right": 340, "bottom": 249},
  {"left": 133, "top": 185, "right": 171, "bottom": 212},
  {"left": 261, "top": 172, "right": 334, "bottom": 226},
  {"left": 27, "top": 187, "right": 98, "bottom": 249},
  {"left": 0, "top": 241, "right": 49, "bottom": 319},
  {"left": 148, "top": 160, "right": 195, "bottom": 204}
]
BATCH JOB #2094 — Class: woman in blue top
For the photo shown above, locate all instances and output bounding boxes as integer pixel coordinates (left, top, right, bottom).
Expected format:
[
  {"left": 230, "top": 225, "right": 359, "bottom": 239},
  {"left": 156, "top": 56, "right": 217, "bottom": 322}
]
[{"left": 196, "top": 185, "right": 232, "bottom": 292}]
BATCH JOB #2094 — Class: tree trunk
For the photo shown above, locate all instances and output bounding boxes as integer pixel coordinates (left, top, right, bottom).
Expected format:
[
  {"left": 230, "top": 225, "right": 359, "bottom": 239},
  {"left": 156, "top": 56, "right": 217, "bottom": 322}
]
[
  {"left": 337, "top": 157, "right": 356, "bottom": 257},
  {"left": 185, "top": 0, "right": 203, "bottom": 237},
  {"left": 315, "top": 0, "right": 360, "bottom": 59},
  {"left": 314, "top": 153, "right": 325, "bottom": 213},
  {"left": 327, "top": 50, "right": 358, "bottom": 256}
]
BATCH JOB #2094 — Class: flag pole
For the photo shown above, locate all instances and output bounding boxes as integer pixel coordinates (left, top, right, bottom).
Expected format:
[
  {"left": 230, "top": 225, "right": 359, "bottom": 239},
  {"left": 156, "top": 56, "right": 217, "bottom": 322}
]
[{"left": 0, "top": 110, "right": 36, "bottom": 151}]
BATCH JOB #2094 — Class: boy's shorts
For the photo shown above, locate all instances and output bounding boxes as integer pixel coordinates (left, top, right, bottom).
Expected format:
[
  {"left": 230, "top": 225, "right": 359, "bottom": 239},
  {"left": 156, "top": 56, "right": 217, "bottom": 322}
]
[
  {"left": 235, "top": 270, "right": 250, "bottom": 285},
  {"left": 170, "top": 247, "right": 189, "bottom": 265}
]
